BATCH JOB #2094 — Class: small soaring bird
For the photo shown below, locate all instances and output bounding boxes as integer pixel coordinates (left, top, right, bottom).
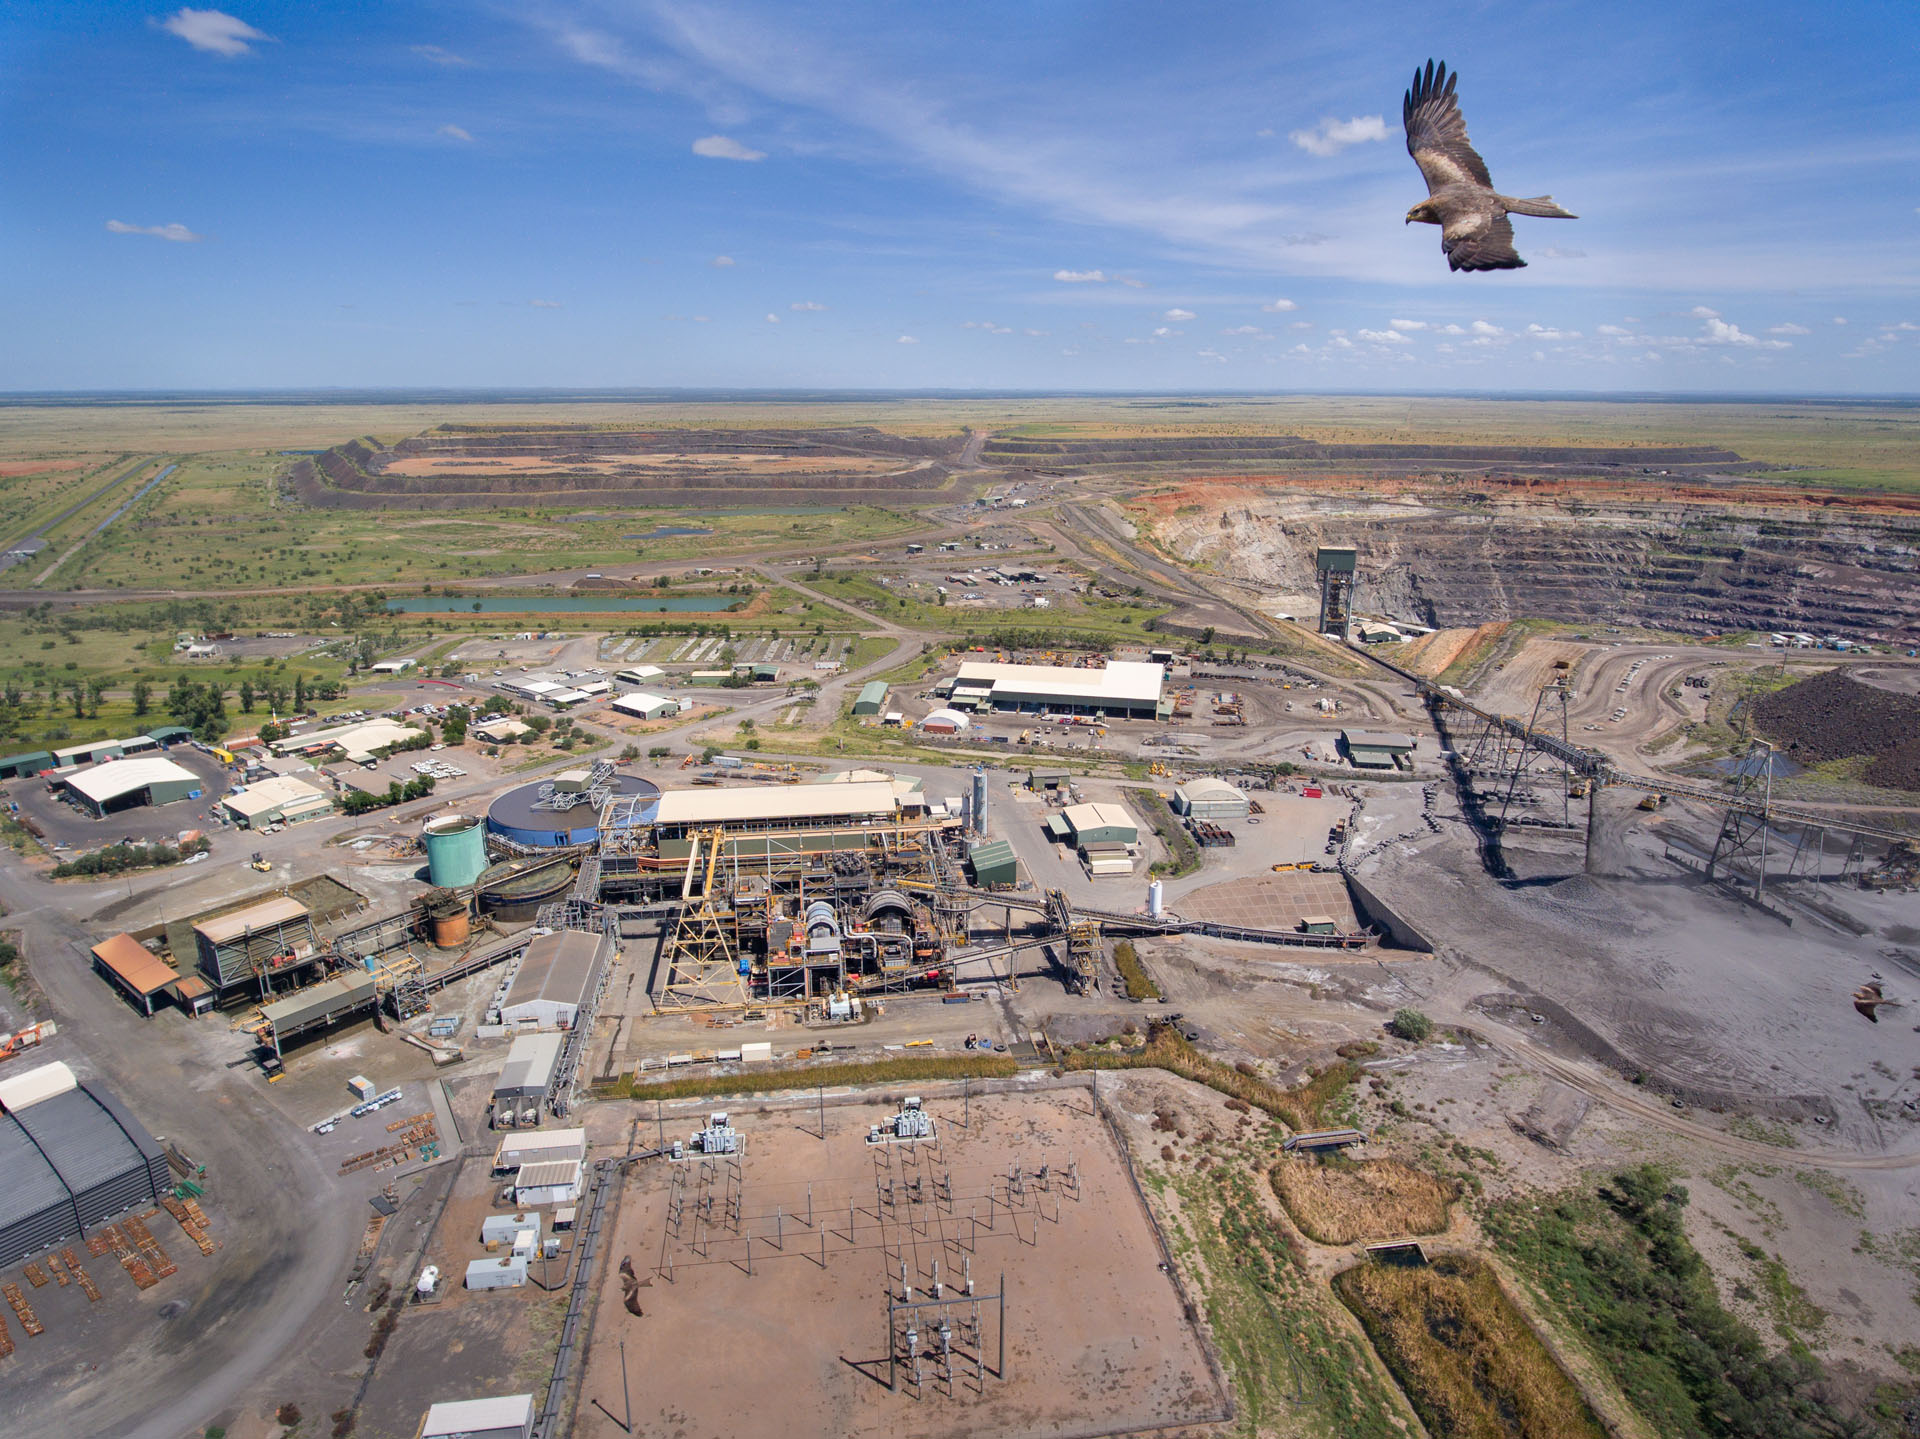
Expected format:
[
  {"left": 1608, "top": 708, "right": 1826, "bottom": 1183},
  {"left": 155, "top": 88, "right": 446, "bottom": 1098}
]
[{"left": 1402, "top": 59, "right": 1576, "bottom": 271}]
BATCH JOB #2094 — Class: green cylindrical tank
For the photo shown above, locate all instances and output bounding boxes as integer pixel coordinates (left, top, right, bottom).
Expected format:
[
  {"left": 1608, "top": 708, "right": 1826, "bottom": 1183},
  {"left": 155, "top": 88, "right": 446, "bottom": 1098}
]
[{"left": 423, "top": 813, "right": 488, "bottom": 888}]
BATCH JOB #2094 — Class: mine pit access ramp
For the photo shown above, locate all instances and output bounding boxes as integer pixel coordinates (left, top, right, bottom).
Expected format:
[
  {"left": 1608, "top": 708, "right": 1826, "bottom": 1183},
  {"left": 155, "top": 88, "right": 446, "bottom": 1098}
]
[{"left": 1355, "top": 645, "right": 1913, "bottom": 847}]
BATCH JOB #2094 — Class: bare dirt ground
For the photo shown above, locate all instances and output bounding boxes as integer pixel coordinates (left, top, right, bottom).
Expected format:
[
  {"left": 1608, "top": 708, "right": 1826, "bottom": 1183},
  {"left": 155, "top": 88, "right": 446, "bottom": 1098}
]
[
  {"left": 383, "top": 453, "right": 905, "bottom": 477},
  {"left": 572, "top": 1091, "right": 1222, "bottom": 1439}
]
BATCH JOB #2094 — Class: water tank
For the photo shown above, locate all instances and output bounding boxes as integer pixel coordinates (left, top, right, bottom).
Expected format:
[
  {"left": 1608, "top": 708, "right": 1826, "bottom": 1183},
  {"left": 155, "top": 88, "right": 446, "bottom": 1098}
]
[
  {"left": 416, "top": 1264, "right": 439, "bottom": 1296},
  {"left": 971, "top": 772, "right": 989, "bottom": 834},
  {"left": 1148, "top": 879, "right": 1165, "bottom": 919},
  {"left": 423, "top": 813, "right": 489, "bottom": 888}
]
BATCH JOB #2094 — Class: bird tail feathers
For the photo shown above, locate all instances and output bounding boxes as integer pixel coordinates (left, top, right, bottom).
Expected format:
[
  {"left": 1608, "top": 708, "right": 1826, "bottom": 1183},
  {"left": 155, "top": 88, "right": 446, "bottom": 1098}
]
[{"left": 1503, "top": 195, "right": 1577, "bottom": 218}]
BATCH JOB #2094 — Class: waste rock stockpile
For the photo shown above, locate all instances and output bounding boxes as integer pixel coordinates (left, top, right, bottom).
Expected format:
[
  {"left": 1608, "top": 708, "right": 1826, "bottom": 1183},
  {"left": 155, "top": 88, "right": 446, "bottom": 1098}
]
[{"left": 1753, "top": 668, "right": 1920, "bottom": 792}]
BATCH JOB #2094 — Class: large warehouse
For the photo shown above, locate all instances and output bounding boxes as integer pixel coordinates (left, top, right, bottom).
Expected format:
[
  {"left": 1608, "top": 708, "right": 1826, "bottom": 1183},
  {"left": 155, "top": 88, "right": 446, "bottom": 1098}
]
[
  {"left": 940, "top": 660, "right": 1168, "bottom": 719},
  {"left": 649, "top": 781, "right": 902, "bottom": 843},
  {"left": 55, "top": 756, "right": 202, "bottom": 817},
  {"left": 194, "top": 895, "right": 318, "bottom": 993},
  {"left": 1340, "top": 730, "right": 1417, "bottom": 771},
  {"left": 220, "top": 775, "right": 333, "bottom": 829},
  {"left": 500, "top": 929, "right": 602, "bottom": 1029},
  {"left": 0, "top": 1061, "right": 171, "bottom": 1267},
  {"left": 1052, "top": 801, "right": 1139, "bottom": 847}
]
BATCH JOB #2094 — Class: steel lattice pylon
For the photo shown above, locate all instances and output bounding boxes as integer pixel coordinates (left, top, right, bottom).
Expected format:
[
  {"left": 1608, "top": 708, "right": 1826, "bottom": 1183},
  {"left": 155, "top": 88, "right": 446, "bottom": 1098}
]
[{"left": 1495, "top": 678, "right": 1576, "bottom": 834}]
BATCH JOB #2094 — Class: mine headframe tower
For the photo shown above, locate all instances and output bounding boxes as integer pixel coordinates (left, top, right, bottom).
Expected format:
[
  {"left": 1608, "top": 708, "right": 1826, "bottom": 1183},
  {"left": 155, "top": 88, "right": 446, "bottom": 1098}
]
[{"left": 1315, "top": 546, "right": 1358, "bottom": 639}]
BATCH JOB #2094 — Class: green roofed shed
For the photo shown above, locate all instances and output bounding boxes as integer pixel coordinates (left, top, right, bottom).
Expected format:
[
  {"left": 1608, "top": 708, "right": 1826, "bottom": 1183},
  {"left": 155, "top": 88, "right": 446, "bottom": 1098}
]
[
  {"left": 968, "top": 838, "right": 1018, "bottom": 887},
  {"left": 853, "top": 681, "right": 889, "bottom": 717},
  {"left": 0, "top": 750, "right": 54, "bottom": 779}
]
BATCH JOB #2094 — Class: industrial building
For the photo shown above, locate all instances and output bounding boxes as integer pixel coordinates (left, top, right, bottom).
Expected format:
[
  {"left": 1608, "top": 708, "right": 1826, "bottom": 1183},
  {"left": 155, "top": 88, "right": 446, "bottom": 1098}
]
[
  {"left": 89, "top": 933, "right": 187, "bottom": 1016},
  {"left": 193, "top": 895, "right": 319, "bottom": 995},
  {"left": 610, "top": 691, "right": 677, "bottom": 721},
  {"left": 219, "top": 775, "right": 333, "bottom": 829},
  {"left": 513, "top": 1159, "right": 583, "bottom": 1206},
  {"left": 369, "top": 657, "right": 416, "bottom": 675},
  {"left": 55, "top": 756, "right": 202, "bottom": 817},
  {"left": 1052, "top": 802, "right": 1139, "bottom": 848},
  {"left": 1340, "top": 730, "right": 1417, "bottom": 770},
  {"left": 499, "top": 930, "right": 602, "bottom": 1029},
  {"left": 615, "top": 665, "right": 664, "bottom": 685},
  {"left": 1174, "top": 777, "right": 1250, "bottom": 821},
  {"left": 920, "top": 707, "right": 971, "bottom": 734},
  {"left": 648, "top": 781, "right": 901, "bottom": 844},
  {"left": 493, "top": 1127, "right": 587, "bottom": 1173},
  {"left": 487, "top": 769, "right": 658, "bottom": 849},
  {"left": 473, "top": 716, "right": 533, "bottom": 744},
  {"left": 420, "top": 1395, "right": 535, "bottom": 1439},
  {"left": 937, "top": 660, "right": 1168, "bottom": 719},
  {"left": 271, "top": 718, "right": 420, "bottom": 765},
  {"left": 0, "top": 1061, "right": 171, "bottom": 1268},
  {"left": 259, "top": 972, "right": 379, "bottom": 1055},
  {"left": 492, "top": 1032, "right": 564, "bottom": 1128},
  {"left": 54, "top": 738, "right": 126, "bottom": 767},
  {"left": 852, "top": 680, "right": 890, "bottom": 717},
  {"left": 967, "top": 838, "right": 1018, "bottom": 887}
]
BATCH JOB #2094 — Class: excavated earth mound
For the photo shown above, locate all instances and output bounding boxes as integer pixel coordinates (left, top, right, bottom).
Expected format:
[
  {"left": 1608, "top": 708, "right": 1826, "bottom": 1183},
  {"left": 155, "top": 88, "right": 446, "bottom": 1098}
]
[{"left": 1752, "top": 668, "right": 1920, "bottom": 791}]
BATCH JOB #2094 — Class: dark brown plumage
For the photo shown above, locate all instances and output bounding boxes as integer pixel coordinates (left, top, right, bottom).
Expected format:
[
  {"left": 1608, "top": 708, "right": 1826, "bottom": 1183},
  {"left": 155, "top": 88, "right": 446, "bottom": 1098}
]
[{"left": 1403, "top": 59, "right": 1576, "bottom": 272}]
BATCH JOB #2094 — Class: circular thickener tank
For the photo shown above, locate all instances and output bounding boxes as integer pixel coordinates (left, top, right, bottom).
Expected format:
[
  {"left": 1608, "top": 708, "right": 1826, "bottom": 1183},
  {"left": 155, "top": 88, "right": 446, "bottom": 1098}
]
[
  {"left": 423, "top": 813, "right": 489, "bottom": 888},
  {"left": 485, "top": 774, "right": 659, "bottom": 849}
]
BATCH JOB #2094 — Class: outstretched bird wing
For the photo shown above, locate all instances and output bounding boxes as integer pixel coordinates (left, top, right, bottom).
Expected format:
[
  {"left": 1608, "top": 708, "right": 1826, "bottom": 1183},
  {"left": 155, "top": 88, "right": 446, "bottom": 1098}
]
[
  {"left": 1404, "top": 59, "right": 1493, "bottom": 195},
  {"left": 1442, "top": 212, "right": 1524, "bottom": 272}
]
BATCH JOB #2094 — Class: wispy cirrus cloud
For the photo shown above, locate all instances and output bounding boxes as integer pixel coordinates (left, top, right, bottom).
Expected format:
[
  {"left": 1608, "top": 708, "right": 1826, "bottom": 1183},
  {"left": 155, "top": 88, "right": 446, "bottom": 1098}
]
[
  {"left": 157, "top": 8, "right": 271, "bottom": 57},
  {"left": 1767, "top": 322, "right": 1811, "bottom": 335},
  {"left": 412, "top": 45, "right": 470, "bottom": 66},
  {"left": 790, "top": 300, "right": 827, "bottom": 311},
  {"left": 1054, "top": 269, "right": 1107, "bottom": 283},
  {"left": 710, "top": 255, "right": 736, "bottom": 267},
  {"left": 692, "top": 134, "right": 765, "bottom": 161},
  {"left": 105, "top": 219, "right": 203, "bottom": 242},
  {"left": 436, "top": 124, "right": 474, "bottom": 142},
  {"left": 1288, "top": 114, "right": 1390, "bottom": 157}
]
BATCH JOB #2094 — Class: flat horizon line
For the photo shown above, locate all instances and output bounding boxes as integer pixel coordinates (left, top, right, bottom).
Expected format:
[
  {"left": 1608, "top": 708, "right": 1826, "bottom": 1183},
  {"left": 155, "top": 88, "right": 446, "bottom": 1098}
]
[{"left": 0, "top": 386, "right": 1916, "bottom": 407}]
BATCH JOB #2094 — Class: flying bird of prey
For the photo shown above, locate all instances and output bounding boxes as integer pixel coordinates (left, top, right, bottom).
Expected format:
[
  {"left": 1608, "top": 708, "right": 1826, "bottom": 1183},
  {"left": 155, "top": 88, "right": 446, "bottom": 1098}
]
[{"left": 1402, "top": 59, "right": 1576, "bottom": 272}]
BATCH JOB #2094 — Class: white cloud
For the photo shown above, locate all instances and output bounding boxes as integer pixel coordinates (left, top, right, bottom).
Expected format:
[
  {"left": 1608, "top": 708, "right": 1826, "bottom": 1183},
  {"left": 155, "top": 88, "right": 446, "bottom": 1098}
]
[
  {"left": 1690, "top": 305, "right": 1721, "bottom": 319},
  {"left": 157, "top": 8, "right": 269, "bottom": 57},
  {"left": 412, "top": 45, "right": 469, "bottom": 66},
  {"left": 1833, "top": 316, "right": 1848, "bottom": 325},
  {"left": 1053, "top": 269, "right": 1107, "bottom": 283},
  {"left": 1526, "top": 323, "right": 1579, "bottom": 341},
  {"left": 1596, "top": 324, "right": 1631, "bottom": 337},
  {"left": 1023, "top": 328, "right": 1049, "bottom": 337},
  {"left": 1700, "top": 315, "right": 1788, "bottom": 349},
  {"left": 962, "top": 320, "right": 1012, "bottom": 334},
  {"left": 104, "top": 220, "right": 203, "bottom": 243},
  {"left": 1357, "top": 328, "right": 1409, "bottom": 345},
  {"left": 1196, "top": 349, "right": 1228, "bottom": 363},
  {"left": 1288, "top": 343, "right": 1310, "bottom": 355},
  {"left": 1163, "top": 308, "right": 1195, "bottom": 321},
  {"left": 436, "top": 124, "right": 473, "bottom": 142},
  {"left": 765, "top": 312, "right": 780, "bottom": 323},
  {"left": 692, "top": 135, "right": 765, "bottom": 162},
  {"left": 1470, "top": 320, "right": 1504, "bottom": 336},
  {"left": 1256, "top": 128, "right": 1275, "bottom": 138},
  {"left": 790, "top": 300, "right": 827, "bottom": 311},
  {"left": 1289, "top": 114, "right": 1391, "bottom": 157},
  {"left": 1221, "top": 325, "right": 1266, "bottom": 336},
  {"left": 693, "top": 315, "right": 710, "bottom": 323},
  {"left": 1331, "top": 336, "right": 1354, "bottom": 349},
  {"left": 1288, "top": 320, "right": 1313, "bottom": 331},
  {"left": 1152, "top": 326, "right": 1178, "bottom": 338},
  {"left": 1261, "top": 298, "right": 1298, "bottom": 313},
  {"left": 1887, "top": 321, "right": 1920, "bottom": 331},
  {"left": 1767, "top": 322, "right": 1811, "bottom": 335},
  {"left": 710, "top": 255, "right": 736, "bottom": 267},
  {"left": 1388, "top": 318, "right": 1426, "bottom": 332},
  {"left": 1436, "top": 323, "right": 1467, "bottom": 335},
  {"left": 530, "top": 299, "right": 563, "bottom": 308},
  {"left": 1538, "top": 247, "right": 1586, "bottom": 260},
  {"left": 1117, "top": 276, "right": 1146, "bottom": 288},
  {"left": 897, "top": 334, "right": 918, "bottom": 344}
]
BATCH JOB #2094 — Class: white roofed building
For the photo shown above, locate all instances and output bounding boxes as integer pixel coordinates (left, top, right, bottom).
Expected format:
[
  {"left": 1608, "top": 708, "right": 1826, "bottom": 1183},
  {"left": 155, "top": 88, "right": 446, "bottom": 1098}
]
[
  {"left": 944, "top": 659, "right": 1167, "bottom": 719},
  {"left": 55, "top": 757, "right": 201, "bottom": 817}
]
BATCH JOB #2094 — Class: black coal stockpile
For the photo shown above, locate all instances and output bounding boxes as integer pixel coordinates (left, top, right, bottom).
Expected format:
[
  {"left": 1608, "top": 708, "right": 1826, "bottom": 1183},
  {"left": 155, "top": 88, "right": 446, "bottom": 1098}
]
[{"left": 1752, "top": 668, "right": 1920, "bottom": 792}]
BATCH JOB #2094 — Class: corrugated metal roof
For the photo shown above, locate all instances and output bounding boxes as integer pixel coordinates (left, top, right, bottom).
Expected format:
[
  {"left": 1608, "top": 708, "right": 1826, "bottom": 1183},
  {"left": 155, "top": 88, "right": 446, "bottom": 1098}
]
[
  {"left": 0, "top": 1114, "right": 71, "bottom": 1234},
  {"left": 503, "top": 931, "right": 599, "bottom": 1013},
  {"left": 515, "top": 1159, "right": 581, "bottom": 1188},
  {"left": 12, "top": 1086, "right": 155, "bottom": 1197},
  {"left": 221, "top": 775, "right": 328, "bottom": 818},
  {"left": 1178, "top": 777, "right": 1247, "bottom": 801},
  {"left": 59, "top": 756, "right": 197, "bottom": 804},
  {"left": 195, "top": 895, "right": 310, "bottom": 944},
  {"left": 261, "top": 972, "right": 378, "bottom": 1029},
  {"left": 493, "top": 1128, "right": 586, "bottom": 1169},
  {"left": 91, "top": 933, "right": 178, "bottom": 997},
  {"left": 652, "top": 781, "right": 898, "bottom": 826},
  {"left": 422, "top": 1390, "right": 533, "bottom": 1437},
  {"left": 0, "top": 1060, "right": 79, "bottom": 1113}
]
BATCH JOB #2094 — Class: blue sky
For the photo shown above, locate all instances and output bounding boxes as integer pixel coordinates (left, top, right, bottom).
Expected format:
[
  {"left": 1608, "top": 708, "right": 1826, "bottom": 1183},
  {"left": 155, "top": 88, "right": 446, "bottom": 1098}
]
[{"left": 3, "top": 1, "right": 1917, "bottom": 392}]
